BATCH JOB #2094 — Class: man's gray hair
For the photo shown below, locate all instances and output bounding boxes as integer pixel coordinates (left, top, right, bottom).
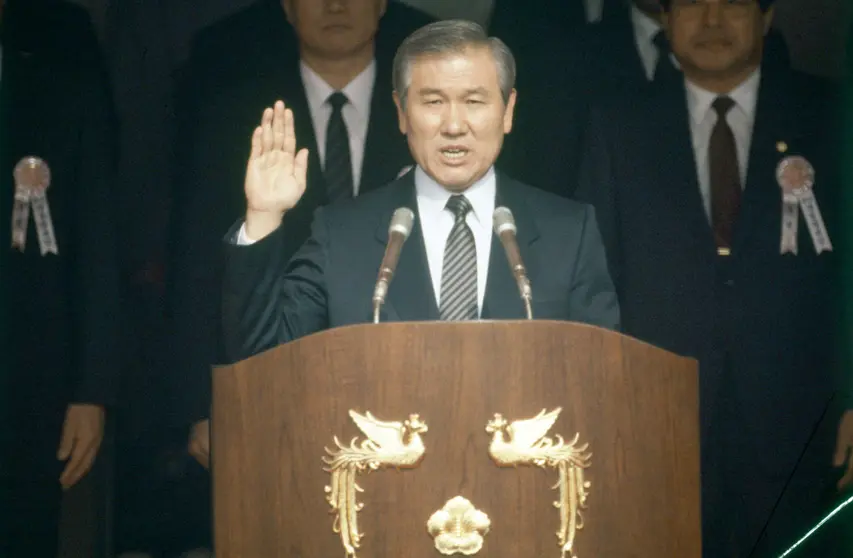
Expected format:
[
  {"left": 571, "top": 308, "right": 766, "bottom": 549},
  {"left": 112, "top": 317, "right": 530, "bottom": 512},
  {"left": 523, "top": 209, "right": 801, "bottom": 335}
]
[{"left": 392, "top": 19, "right": 516, "bottom": 109}]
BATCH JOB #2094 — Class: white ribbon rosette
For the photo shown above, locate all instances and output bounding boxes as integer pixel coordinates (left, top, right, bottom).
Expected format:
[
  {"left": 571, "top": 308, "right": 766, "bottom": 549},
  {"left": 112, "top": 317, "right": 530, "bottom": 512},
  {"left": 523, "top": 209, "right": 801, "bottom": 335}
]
[
  {"left": 775, "top": 155, "right": 832, "bottom": 255},
  {"left": 12, "top": 156, "right": 58, "bottom": 255}
]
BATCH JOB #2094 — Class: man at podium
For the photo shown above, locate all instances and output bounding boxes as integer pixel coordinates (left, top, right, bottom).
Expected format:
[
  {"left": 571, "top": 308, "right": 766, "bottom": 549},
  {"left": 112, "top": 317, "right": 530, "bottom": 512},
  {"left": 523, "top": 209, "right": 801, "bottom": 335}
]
[{"left": 219, "top": 19, "right": 619, "bottom": 363}]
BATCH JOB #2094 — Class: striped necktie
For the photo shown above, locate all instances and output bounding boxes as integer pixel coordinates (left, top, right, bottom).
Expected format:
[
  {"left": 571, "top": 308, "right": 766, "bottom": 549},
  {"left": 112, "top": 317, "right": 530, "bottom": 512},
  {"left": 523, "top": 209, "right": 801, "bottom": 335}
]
[{"left": 439, "top": 195, "right": 478, "bottom": 321}]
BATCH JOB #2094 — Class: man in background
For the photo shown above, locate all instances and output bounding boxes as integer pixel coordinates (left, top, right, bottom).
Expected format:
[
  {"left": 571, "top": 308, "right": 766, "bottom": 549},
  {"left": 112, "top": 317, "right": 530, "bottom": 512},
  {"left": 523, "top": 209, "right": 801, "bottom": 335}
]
[
  {"left": 0, "top": 0, "right": 121, "bottom": 556},
  {"left": 577, "top": 0, "right": 844, "bottom": 555},
  {"left": 171, "top": 0, "right": 434, "bottom": 469}
]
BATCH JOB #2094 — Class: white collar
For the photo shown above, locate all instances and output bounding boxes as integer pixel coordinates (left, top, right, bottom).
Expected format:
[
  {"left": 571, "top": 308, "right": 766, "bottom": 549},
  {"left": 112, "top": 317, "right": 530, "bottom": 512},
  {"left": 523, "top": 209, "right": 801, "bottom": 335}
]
[
  {"left": 685, "top": 67, "right": 762, "bottom": 126},
  {"left": 299, "top": 58, "right": 376, "bottom": 118},
  {"left": 414, "top": 166, "right": 497, "bottom": 227},
  {"left": 630, "top": 4, "right": 662, "bottom": 46}
]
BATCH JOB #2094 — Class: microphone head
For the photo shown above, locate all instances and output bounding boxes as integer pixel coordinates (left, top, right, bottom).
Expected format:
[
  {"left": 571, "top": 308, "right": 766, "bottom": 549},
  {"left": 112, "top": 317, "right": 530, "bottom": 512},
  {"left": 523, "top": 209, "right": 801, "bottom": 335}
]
[
  {"left": 493, "top": 206, "right": 517, "bottom": 235},
  {"left": 388, "top": 207, "right": 415, "bottom": 238}
]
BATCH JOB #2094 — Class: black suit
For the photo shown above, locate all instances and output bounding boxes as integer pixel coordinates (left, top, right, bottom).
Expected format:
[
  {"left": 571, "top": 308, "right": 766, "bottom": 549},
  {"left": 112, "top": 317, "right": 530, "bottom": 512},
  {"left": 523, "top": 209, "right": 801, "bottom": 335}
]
[
  {"left": 0, "top": 1, "right": 120, "bottom": 556},
  {"left": 221, "top": 171, "right": 619, "bottom": 362},
  {"left": 169, "top": 0, "right": 434, "bottom": 426},
  {"left": 576, "top": 68, "right": 843, "bottom": 557}
]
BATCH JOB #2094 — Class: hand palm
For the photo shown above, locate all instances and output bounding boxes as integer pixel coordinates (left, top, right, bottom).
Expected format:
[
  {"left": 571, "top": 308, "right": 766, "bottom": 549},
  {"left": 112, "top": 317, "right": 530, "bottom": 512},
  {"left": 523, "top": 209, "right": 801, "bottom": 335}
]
[{"left": 245, "top": 101, "right": 309, "bottom": 215}]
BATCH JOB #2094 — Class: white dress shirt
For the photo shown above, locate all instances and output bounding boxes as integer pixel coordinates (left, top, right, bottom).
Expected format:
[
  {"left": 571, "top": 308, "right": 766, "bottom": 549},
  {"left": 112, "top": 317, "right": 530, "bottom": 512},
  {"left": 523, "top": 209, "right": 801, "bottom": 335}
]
[
  {"left": 299, "top": 59, "right": 376, "bottom": 195},
  {"left": 630, "top": 4, "right": 664, "bottom": 81},
  {"left": 585, "top": 0, "right": 604, "bottom": 22},
  {"left": 685, "top": 69, "right": 761, "bottom": 219},
  {"left": 414, "top": 166, "right": 496, "bottom": 316}
]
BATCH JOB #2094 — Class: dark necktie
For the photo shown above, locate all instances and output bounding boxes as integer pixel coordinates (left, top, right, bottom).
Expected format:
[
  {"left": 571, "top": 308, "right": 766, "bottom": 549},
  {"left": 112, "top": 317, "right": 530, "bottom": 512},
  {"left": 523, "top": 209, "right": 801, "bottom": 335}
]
[
  {"left": 439, "top": 195, "right": 478, "bottom": 321},
  {"left": 709, "top": 96, "right": 741, "bottom": 251},
  {"left": 652, "top": 30, "right": 680, "bottom": 85},
  {"left": 324, "top": 91, "right": 353, "bottom": 202}
]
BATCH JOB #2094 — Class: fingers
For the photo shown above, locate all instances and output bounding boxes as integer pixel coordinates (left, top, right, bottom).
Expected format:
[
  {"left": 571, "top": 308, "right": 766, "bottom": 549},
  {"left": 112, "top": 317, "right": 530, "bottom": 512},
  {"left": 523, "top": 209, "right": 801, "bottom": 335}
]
[
  {"left": 250, "top": 126, "right": 262, "bottom": 160},
  {"left": 254, "top": 101, "right": 295, "bottom": 162},
  {"left": 188, "top": 420, "right": 211, "bottom": 470},
  {"left": 834, "top": 440, "right": 847, "bottom": 467},
  {"left": 282, "top": 105, "right": 296, "bottom": 157},
  {"left": 839, "top": 457, "right": 853, "bottom": 491},
  {"left": 261, "top": 107, "right": 274, "bottom": 154},
  {"left": 294, "top": 148, "right": 310, "bottom": 195},
  {"left": 57, "top": 420, "right": 75, "bottom": 461},
  {"left": 272, "top": 101, "right": 286, "bottom": 152},
  {"left": 189, "top": 438, "right": 210, "bottom": 469},
  {"left": 60, "top": 437, "right": 98, "bottom": 490}
]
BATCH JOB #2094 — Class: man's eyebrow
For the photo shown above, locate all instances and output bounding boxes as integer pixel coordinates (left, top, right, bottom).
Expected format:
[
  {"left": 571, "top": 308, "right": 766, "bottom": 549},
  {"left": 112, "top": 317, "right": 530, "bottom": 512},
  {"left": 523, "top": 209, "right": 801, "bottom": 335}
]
[{"left": 415, "top": 87, "right": 491, "bottom": 96}]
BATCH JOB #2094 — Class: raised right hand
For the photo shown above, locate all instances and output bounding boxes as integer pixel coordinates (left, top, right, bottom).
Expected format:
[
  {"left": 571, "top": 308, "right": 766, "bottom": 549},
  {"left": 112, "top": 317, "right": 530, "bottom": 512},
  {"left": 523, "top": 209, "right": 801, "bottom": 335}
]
[{"left": 244, "top": 100, "right": 310, "bottom": 240}]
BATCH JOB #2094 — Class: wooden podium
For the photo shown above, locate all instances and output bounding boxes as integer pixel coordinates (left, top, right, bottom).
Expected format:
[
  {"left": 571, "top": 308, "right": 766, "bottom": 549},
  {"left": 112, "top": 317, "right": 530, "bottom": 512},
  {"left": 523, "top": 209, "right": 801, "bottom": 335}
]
[{"left": 211, "top": 321, "right": 701, "bottom": 557}]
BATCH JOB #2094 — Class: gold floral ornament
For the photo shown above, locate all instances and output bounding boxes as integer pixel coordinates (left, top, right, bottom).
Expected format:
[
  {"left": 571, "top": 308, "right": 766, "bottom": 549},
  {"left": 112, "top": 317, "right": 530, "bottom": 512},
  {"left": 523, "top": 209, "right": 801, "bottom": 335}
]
[
  {"left": 427, "top": 496, "right": 491, "bottom": 555},
  {"left": 486, "top": 408, "right": 591, "bottom": 558},
  {"left": 323, "top": 410, "right": 428, "bottom": 557}
]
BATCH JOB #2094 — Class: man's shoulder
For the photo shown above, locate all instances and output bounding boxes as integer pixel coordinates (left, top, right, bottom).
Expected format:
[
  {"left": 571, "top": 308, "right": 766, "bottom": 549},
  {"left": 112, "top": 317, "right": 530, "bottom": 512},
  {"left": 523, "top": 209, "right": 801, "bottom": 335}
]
[
  {"left": 374, "top": 2, "right": 436, "bottom": 61},
  {"left": 321, "top": 179, "right": 411, "bottom": 223},
  {"left": 502, "top": 175, "right": 593, "bottom": 224},
  {"left": 5, "top": 0, "right": 106, "bottom": 74},
  {"left": 184, "top": 0, "right": 296, "bottom": 82}
]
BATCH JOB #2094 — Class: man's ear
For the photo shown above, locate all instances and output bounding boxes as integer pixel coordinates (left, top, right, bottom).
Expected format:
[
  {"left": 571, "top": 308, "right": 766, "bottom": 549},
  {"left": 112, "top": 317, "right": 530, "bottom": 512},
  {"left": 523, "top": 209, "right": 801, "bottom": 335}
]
[
  {"left": 502, "top": 89, "right": 517, "bottom": 135},
  {"left": 393, "top": 91, "right": 407, "bottom": 135}
]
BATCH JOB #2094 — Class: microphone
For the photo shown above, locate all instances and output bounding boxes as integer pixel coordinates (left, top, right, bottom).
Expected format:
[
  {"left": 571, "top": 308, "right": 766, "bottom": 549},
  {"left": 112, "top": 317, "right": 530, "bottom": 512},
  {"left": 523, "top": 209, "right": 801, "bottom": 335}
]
[
  {"left": 493, "top": 206, "right": 533, "bottom": 319},
  {"left": 372, "top": 207, "right": 416, "bottom": 323}
]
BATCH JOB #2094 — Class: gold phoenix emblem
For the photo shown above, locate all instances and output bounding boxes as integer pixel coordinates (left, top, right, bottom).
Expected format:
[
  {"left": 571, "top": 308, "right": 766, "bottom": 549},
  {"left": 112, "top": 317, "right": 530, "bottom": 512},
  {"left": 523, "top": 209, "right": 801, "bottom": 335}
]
[
  {"left": 486, "top": 408, "right": 591, "bottom": 558},
  {"left": 427, "top": 496, "right": 491, "bottom": 555},
  {"left": 323, "top": 410, "right": 428, "bottom": 557}
]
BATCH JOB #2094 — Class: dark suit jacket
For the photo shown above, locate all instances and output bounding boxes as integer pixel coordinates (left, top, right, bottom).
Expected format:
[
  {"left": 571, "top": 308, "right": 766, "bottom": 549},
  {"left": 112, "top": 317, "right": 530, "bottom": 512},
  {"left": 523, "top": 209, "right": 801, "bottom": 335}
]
[
  {"left": 0, "top": 0, "right": 121, "bottom": 411},
  {"left": 576, "top": 67, "right": 842, "bottom": 557},
  {"left": 169, "top": 0, "right": 434, "bottom": 424},
  {"left": 221, "top": 171, "right": 620, "bottom": 362}
]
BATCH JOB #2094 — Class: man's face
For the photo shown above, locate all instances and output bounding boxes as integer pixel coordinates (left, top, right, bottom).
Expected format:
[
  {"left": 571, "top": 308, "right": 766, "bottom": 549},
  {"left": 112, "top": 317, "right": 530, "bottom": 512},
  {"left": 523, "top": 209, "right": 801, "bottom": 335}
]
[
  {"left": 282, "top": 0, "right": 387, "bottom": 60},
  {"left": 393, "top": 47, "right": 516, "bottom": 192},
  {"left": 664, "top": 0, "right": 772, "bottom": 78}
]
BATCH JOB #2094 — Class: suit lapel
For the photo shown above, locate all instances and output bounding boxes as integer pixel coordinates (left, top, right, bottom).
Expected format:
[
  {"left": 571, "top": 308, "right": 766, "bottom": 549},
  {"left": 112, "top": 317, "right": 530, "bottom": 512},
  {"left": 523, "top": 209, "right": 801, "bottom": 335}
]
[
  {"left": 360, "top": 62, "right": 411, "bottom": 194},
  {"left": 732, "top": 71, "right": 795, "bottom": 255},
  {"left": 376, "top": 172, "right": 439, "bottom": 321},
  {"left": 654, "top": 83, "right": 717, "bottom": 253},
  {"left": 482, "top": 173, "right": 540, "bottom": 320},
  {"left": 613, "top": 20, "right": 649, "bottom": 87}
]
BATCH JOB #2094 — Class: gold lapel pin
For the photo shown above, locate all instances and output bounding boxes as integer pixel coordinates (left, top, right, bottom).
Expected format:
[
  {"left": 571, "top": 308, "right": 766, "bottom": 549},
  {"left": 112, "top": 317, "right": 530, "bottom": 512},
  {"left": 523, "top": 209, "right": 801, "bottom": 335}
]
[{"left": 776, "top": 141, "right": 788, "bottom": 153}]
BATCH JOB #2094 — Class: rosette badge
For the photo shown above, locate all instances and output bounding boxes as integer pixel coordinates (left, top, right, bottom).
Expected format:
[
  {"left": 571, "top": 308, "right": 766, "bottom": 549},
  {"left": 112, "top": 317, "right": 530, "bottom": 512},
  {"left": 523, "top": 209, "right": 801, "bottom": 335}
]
[
  {"left": 775, "top": 155, "right": 831, "bottom": 255},
  {"left": 12, "top": 156, "right": 59, "bottom": 255}
]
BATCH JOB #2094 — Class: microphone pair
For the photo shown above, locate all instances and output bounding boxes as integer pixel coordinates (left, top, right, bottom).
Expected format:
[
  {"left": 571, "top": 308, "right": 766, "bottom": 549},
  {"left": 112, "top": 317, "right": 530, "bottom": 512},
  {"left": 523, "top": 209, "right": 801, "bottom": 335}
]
[{"left": 372, "top": 206, "right": 532, "bottom": 323}]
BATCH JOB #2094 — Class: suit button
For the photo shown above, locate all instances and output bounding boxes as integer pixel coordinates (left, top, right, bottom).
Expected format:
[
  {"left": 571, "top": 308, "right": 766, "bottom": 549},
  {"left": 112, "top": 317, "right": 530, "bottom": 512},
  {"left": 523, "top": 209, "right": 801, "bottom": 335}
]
[{"left": 724, "top": 279, "right": 734, "bottom": 287}]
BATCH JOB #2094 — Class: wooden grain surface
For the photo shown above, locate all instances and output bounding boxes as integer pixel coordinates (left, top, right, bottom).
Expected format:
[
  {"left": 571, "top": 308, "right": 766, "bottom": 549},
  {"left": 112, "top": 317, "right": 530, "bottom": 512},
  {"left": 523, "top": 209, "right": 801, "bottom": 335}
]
[{"left": 212, "top": 320, "right": 701, "bottom": 557}]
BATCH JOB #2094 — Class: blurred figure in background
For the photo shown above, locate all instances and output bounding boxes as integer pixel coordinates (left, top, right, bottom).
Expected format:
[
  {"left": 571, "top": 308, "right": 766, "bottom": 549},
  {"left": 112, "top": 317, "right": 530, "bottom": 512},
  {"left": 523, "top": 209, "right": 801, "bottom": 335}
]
[
  {"left": 170, "top": 0, "right": 433, "bottom": 474},
  {"left": 0, "top": 0, "right": 121, "bottom": 556},
  {"left": 577, "top": 0, "right": 845, "bottom": 555}
]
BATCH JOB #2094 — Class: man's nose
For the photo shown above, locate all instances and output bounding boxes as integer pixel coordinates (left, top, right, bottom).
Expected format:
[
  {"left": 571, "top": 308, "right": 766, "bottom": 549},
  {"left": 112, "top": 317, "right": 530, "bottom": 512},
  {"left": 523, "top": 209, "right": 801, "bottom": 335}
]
[
  {"left": 701, "top": 1, "right": 723, "bottom": 27},
  {"left": 325, "top": 0, "right": 347, "bottom": 14},
  {"left": 441, "top": 103, "right": 467, "bottom": 136}
]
